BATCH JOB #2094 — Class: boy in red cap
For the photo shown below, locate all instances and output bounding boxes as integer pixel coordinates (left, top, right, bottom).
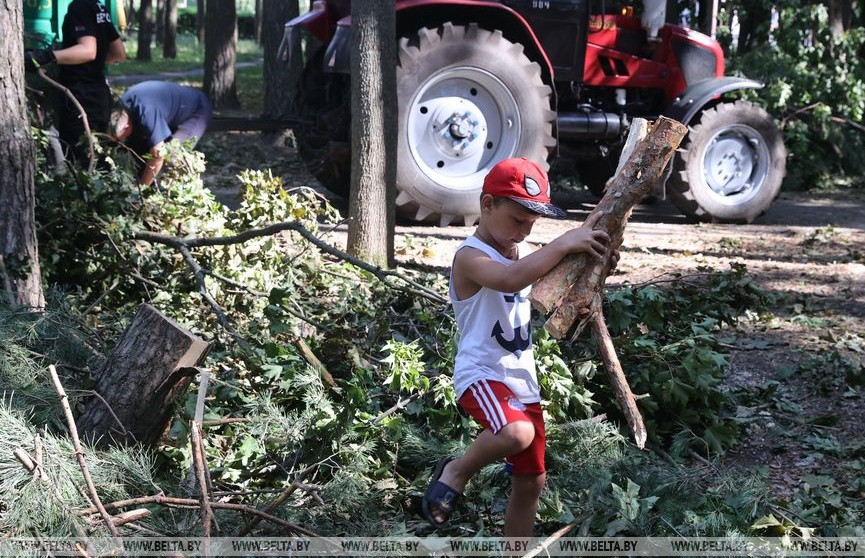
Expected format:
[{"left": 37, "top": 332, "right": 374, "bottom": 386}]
[{"left": 422, "top": 157, "right": 614, "bottom": 536}]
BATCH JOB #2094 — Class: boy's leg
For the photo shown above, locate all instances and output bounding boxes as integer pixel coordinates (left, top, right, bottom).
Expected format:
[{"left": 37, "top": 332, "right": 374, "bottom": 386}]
[
  {"left": 504, "top": 473, "right": 546, "bottom": 537},
  {"left": 438, "top": 421, "right": 536, "bottom": 493},
  {"left": 426, "top": 380, "right": 537, "bottom": 525},
  {"left": 503, "top": 401, "right": 546, "bottom": 537}
]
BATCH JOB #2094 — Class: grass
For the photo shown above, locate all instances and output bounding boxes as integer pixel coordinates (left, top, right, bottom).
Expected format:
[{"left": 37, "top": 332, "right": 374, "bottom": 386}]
[
  {"left": 107, "top": 32, "right": 264, "bottom": 114},
  {"left": 110, "top": 32, "right": 262, "bottom": 76}
]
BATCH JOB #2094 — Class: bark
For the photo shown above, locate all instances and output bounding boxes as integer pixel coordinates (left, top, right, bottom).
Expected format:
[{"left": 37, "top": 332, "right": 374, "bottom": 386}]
[
  {"left": 347, "top": 0, "right": 396, "bottom": 268},
  {"left": 155, "top": 0, "right": 165, "bottom": 44},
  {"left": 829, "top": 0, "right": 845, "bottom": 35},
  {"left": 77, "top": 304, "right": 211, "bottom": 447},
  {"left": 137, "top": 0, "right": 154, "bottom": 62},
  {"left": 197, "top": 0, "right": 206, "bottom": 44},
  {"left": 204, "top": 0, "right": 240, "bottom": 109},
  {"left": 262, "top": 0, "right": 300, "bottom": 124},
  {"left": 0, "top": 0, "right": 45, "bottom": 310},
  {"left": 531, "top": 117, "right": 688, "bottom": 339},
  {"left": 254, "top": 0, "right": 263, "bottom": 43},
  {"left": 591, "top": 314, "right": 647, "bottom": 449},
  {"left": 163, "top": 0, "right": 178, "bottom": 59}
]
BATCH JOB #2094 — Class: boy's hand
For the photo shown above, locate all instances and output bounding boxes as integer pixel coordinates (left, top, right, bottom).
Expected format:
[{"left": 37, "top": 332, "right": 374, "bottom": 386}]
[{"left": 554, "top": 211, "right": 610, "bottom": 260}]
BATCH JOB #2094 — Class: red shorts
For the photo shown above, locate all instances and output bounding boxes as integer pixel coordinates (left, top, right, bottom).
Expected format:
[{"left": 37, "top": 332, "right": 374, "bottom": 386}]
[{"left": 458, "top": 380, "right": 545, "bottom": 475}]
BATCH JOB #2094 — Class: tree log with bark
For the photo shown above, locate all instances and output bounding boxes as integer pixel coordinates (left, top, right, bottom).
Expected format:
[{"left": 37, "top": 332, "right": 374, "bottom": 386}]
[
  {"left": 529, "top": 116, "right": 688, "bottom": 448},
  {"left": 77, "top": 304, "right": 211, "bottom": 447}
]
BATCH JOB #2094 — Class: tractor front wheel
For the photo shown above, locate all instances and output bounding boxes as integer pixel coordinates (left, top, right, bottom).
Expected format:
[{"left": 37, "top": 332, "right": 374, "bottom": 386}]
[{"left": 668, "top": 100, "right": 786, "bottom": 223}]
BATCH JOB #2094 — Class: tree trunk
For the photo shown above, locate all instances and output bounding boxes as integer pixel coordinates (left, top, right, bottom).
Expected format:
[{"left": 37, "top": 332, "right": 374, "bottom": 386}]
[
  {"left": 254, "top": 0, "right": 263, "bottom": 43},
  {"left": 155, "top": 0, "right": 165, "bottom": 45},
  {"left": 0, "top": 0, "right": 45, "bottom": 310},
  {"left": 137, "top": 0, "right": 154, "bottom": 62},
  {"left": 530, "top": 117, "right": 688, "bottom": 338},
  {"left": 262, "top": 0, "right": 300, "bottom": 128},
  {"left": 204, "top": 0, "right": 240, "bottom": 109},
  {"left": 736, "top": 0, "right": 771, "bottom": 55},
  {"left": 347, "top": 0, "right": 396, "bottom": 268},
  {"left": 163, "top": 0, "right": 178, "bottom": 59},
  {"left": 77, "top": 304, "right": 211, "bottom": 447},
  {"left": 197, "top": 0, "right": 206, "bottom": 44},
  {"left": 829, "top": 0, "right": 845, "bottom": 35}
]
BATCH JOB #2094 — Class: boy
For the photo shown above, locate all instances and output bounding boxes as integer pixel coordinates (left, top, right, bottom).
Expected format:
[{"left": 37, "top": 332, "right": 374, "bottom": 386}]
[{"left": 422, "top": 157, "right": 612, "bottom": 536}]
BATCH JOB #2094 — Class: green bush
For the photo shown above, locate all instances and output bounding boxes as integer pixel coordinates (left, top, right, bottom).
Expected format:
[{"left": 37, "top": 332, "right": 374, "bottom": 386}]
[{"left": 723, "top": 3, "right": 865, "bottom": 189}]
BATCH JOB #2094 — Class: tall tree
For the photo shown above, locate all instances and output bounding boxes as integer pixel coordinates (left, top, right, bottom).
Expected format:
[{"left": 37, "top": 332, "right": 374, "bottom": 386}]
[
  {"left": 155, "top": 0, "right": 165, "bottom": 45},
  {"left": 204, "top": 0, "right": 240, "bottom": 109},
  {"left": 163, "top": 0, "right": 178, "bottom": 59},
  {"left": 0, "top": 0, "right": 45, "bottom": 309},
  {"left": 137, "top": 0, "right": 154, "bottom": 61},
  {"left": 347, "top": 0, "right": 396, "bottom": 267},
  {"left": 262, "top": 0, "right": 300, "bottom": 134},
  {"left": 254, "top": 0, "right": 263, "bottom": 43},
  {"left": 196, "top": 0, "right": 206, "bottom": 44}
]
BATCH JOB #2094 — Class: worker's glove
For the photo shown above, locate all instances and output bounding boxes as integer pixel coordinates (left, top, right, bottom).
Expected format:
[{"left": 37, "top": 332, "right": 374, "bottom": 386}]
[{"left": 24, "top": 48, "right": 56, "bottom": 73}]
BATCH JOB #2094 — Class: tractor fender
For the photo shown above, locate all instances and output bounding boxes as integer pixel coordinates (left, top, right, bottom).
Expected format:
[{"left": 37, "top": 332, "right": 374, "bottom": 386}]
[
  {"left": 664, "top": 77, "right": 764, "bottom": 125},
  {"left": 319, "top": 0, "right": 554, "bottom": 81},
  {"left": 279, "top": 2, "right": 334, "bottom": 66}
]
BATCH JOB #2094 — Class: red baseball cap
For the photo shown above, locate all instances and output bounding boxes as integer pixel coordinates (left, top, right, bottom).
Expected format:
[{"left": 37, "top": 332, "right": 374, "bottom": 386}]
[{"left": 482, "top": 158, "right": 567, "bottom": 219}]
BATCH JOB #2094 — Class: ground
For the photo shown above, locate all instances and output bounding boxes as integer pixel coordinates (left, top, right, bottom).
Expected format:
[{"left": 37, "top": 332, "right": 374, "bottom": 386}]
[{"left": 198, "top": 129, "right": 865, "bottom": 510}]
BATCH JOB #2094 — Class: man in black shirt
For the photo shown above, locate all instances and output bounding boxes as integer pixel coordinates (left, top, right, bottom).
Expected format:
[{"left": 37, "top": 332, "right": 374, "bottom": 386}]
[{"left": 27, "top": 0, "right": 126, "bottom": 164}]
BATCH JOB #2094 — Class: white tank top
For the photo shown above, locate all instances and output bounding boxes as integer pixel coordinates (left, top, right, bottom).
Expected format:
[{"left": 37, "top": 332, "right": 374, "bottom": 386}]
[{"left": 449, "top": 236, "right": 539, "bottom": 404}]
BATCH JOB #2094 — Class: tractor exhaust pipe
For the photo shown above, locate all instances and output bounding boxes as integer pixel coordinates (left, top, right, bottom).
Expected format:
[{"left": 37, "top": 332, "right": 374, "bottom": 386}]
[{"left": 557, "top": 110, "right": 625, "bottom": 139}]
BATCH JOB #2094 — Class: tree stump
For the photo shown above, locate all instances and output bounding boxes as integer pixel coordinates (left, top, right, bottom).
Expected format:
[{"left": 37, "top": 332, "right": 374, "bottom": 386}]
[{"left": 77, "top": 304, "right": 211, "bottom": 447}]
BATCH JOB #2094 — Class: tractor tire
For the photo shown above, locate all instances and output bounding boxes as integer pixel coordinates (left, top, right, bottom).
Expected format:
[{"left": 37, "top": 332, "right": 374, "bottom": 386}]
[
  {"left": 396, "top": 23, "right": 555, "bottom": 225},
  {"left": 294, "top": 48, "right": 351, "bottom": 197},
  {"left": 667, "top": 100, "right": 786, "bottom": 223}
]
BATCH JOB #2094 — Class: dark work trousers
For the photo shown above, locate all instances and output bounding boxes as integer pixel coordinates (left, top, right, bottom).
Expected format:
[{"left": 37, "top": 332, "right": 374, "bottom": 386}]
[{"left": 57, "top": 81, "right": 112, "bottom": 166}]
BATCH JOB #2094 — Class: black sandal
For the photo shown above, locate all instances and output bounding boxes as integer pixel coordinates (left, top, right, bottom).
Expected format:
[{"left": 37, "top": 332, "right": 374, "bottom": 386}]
[{"left": 421, "top": 457, "right": 462, "bottom": 528}]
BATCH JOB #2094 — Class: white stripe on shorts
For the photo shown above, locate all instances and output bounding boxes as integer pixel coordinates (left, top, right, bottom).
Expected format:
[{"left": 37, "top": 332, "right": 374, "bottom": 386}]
[
  {"left": 471, "top": 380, "right": 507, "bottom": 433},
  {"left": 469, "top": 383, "right": 500, "bottom": 432}
]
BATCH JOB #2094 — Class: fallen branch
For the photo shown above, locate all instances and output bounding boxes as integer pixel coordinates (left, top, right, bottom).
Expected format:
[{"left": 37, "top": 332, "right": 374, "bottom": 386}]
[
  {"left": 110, "top": 509, "right": 151, "bottom": 527},
  {"left": 234, "top": 463, "right": 319, "bottom": 537},
  {"left": 372, "top": 393, "right": 421, "bottom": 425},
  {"left": 79, "top": 493, "right": 320, "bottom": 537},
  {"left": 134, "top": 221, "right": 446, "bottom": 305},
  {"left": 48, "top": 365, "right": 124, "bottom": 543},
  {"left": 521, "top": 521, "right": 577, "bottom": 558},
  {"left": 591, "top": 314, "right": 647, "bottom": 449},
  {"left": 36, "top": 68, "right": 96, "bottom": 172},
  {"left": 190, "top": 421, "right": 216, "bottom": 538}
]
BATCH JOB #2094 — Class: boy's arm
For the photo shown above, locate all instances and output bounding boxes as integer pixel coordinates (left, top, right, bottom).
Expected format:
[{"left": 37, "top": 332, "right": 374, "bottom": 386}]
[{"left": 458, "top": 213, "right": 610, "bottom": 294}]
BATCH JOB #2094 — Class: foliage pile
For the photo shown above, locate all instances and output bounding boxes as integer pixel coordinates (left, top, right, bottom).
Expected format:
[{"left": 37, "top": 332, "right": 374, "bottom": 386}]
[{"left": 6, "top": 136, "right": 858, "bottom": 539}]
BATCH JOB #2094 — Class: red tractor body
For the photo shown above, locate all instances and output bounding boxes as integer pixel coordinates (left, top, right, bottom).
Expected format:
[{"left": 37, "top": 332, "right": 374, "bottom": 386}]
[{"left": 283, "top": 0, "right": 786, "bottom": 224}]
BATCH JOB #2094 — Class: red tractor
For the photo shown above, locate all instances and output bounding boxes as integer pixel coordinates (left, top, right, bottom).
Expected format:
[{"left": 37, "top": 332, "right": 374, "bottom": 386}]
[{"left": 283, "top": 0, "right": 786, "bottom": 225}]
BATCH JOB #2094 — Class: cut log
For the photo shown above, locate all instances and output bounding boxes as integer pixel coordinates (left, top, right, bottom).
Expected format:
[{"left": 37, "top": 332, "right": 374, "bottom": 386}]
[
  {"left": 530, "top": 117, "right": 688, "bottom": 338},
  {"left": 77, "top": 304, "right": 211, "bottom": 447}
]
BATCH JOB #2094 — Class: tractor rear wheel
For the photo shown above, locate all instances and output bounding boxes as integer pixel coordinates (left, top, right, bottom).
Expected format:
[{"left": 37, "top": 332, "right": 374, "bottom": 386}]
[
  {"left": 667, "top": 100, "right": 786, "bottom": 223},
  {"left": 396, "top": 23, "right": 555, "bottom": 225}
]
